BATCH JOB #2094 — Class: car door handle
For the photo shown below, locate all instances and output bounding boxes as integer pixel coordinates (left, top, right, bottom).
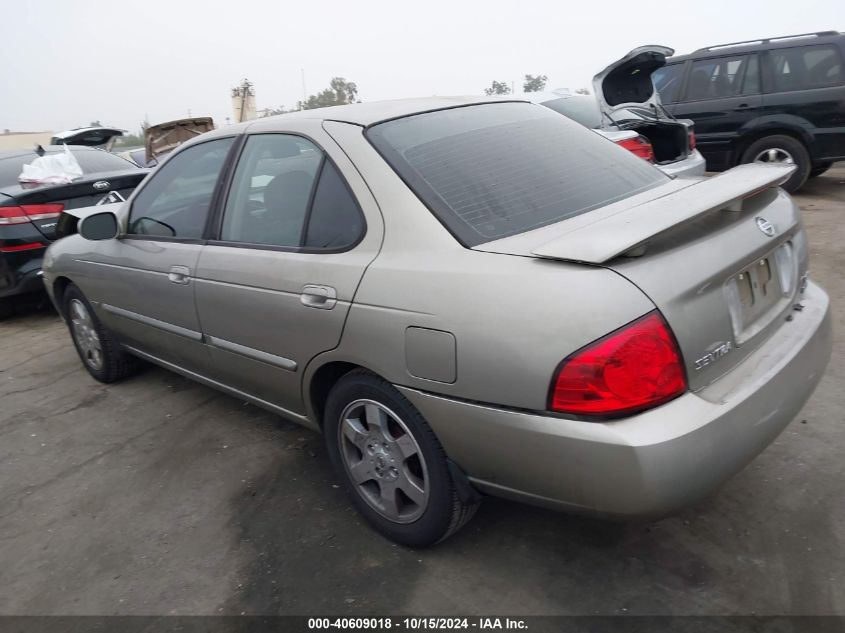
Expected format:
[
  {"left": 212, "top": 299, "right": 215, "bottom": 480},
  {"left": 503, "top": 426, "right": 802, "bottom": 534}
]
[
  {"left": 300, "top": 284, "right": 337, "bottom": 310},
  {"left": 168, "top": 265, "right": 191, "bottom": 285},
  {"left": 734, "top": 103, "right": 750, "bottom": 110}
]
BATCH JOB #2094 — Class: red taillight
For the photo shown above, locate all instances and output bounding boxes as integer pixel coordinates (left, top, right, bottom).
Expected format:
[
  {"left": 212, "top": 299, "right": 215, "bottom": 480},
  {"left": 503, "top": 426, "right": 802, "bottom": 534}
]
[
  {"left": 616, "top": 135, "right": 655, "bottom": 162},
  {"left": 688, "top": 130, "right": 696, "bottom": 151},
  {"left": 550, "top": 312, "right": 687, "bottom": 417},
  {"left": 0, "top": 207, "right": 29, "bottom": 225},
  {"left": 0, "top": 203, "right": 64, "bottom": 225},
  {"left": 0, "top": 242, "right": 47, "bottom": 253},
  {"left": 22, "top": 203, "right": 64, "bottom": 220}
]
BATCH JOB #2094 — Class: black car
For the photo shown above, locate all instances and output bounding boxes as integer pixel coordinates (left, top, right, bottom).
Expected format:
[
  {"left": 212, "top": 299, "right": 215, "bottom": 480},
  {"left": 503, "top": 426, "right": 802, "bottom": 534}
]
[
  {"left": 653, "top": 30, "right": 845, "bottom": 192},
  {"left": 0, "top": 146, "right": 148, "bottom": 317}
]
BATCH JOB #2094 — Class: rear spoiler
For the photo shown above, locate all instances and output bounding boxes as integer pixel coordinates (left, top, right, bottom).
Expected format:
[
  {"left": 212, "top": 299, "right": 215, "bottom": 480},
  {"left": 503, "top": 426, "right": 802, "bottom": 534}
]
[{"left": 531, "top": 163, "right": 795, "bottom": 264}]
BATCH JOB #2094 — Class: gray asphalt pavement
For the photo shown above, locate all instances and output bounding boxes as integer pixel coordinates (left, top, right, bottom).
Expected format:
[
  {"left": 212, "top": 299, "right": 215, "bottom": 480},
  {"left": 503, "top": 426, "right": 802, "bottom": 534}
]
[{"left": 0, "top": 166, "right": 843, "bottom": 615}]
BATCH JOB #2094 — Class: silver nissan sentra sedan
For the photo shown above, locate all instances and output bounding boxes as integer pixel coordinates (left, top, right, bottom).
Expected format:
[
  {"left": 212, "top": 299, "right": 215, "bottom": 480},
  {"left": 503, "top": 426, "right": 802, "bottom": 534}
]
[{"left": 42, "top": 97, "right": 832, "bottom": 546}]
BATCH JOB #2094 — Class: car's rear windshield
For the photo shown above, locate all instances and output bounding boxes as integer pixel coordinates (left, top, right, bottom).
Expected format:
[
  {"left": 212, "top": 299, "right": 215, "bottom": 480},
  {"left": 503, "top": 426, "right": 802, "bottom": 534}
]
[
  {"left": 366, "top": 102, "right": 666, "bottom": 246},
  {"left": 0, "top": 148, "right": 136, "bottom": 189},
  {"left": 540, "top": 96, "right": 603, "bottom": 128}
]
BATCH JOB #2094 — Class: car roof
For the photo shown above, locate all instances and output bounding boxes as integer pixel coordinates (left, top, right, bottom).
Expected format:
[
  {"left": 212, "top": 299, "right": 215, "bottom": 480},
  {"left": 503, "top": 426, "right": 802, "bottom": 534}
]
[
  {"left": 507, "top": 90, "right": 584, "bottom": 105},
  {"left": 668, "top": 30, "right": 844, "bottom": 63},
  {"left": 223, "top": 96, "right": 533, "bottom": 131}
]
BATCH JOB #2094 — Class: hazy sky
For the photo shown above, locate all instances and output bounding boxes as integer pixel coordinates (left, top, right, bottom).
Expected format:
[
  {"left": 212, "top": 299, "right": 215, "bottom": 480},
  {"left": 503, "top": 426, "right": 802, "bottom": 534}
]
[{"left": 1, "top": 0, "right": 841, "bottom": 133}]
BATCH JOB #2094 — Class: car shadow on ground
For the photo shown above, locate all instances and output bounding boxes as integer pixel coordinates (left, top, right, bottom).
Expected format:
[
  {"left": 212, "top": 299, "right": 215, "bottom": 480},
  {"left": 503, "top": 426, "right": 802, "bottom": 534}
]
[
  {"left": 222, "top": 394, "right": 840, "bottom": 614},
  {"left": 219, "top": 378, "right": 791, "bottom": 615},
  {"left": 0, "top": 292, "right": 58, "bottom": 323},
  {"left": 793, "top": 168, "right": 845, "bottom": 201}
]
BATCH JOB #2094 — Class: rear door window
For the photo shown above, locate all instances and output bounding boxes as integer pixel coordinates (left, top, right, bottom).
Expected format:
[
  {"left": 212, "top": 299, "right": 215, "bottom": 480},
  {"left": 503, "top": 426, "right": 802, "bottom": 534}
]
[
  {"left": 685, "top": 54, "right": 758, "bottom": 100},
  {"left": 220, "top": 134, "right": 321, "bottom": 247},
  {"left": 652, "top": 63, "right": 685, "bottom": 103},
  {"left": 367, "top": 102, "right": 665, "bottom": 247},
  {"left": 741, "top": 55, "right": 761, "bottom": 95},
  {"left": 304, "top": 160, "right": 365, "bottom": 249},
  {"left": 219, "top": 133, "right": 364, "bottom": 250},
  {"left": 769, "top": 45, "right": 845, "bottom": 91}
]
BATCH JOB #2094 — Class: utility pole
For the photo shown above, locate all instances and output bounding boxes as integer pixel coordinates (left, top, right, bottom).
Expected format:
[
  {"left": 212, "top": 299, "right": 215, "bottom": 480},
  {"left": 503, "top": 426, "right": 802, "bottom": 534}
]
[{"left": 301, "top": 68, "right": 307, "bottom": 104}]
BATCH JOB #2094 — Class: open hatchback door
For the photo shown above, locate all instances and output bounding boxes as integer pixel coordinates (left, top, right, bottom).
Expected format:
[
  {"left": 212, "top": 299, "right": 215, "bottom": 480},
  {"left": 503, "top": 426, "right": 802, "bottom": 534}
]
[
  {"left": 593, "top": 45, "right": 675, "bottom": 117},
  {"left": 592, "top": 45, "right": 697, "bottom": 165},
  {"left": 50, "top": 127, "right": 126, "bottom": 151}
]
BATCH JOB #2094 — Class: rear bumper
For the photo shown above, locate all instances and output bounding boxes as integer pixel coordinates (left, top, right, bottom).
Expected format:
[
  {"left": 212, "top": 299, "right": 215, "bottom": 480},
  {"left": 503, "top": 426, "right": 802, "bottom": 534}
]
[
  {"left": 658, "top": 149, "right": 707, "bottom": 178},
  {"left": 398, "top": 281, "right": 832, "bottom": 518},
  {"left": 0, "top": 252, "right": 45, "bottom": 300}
]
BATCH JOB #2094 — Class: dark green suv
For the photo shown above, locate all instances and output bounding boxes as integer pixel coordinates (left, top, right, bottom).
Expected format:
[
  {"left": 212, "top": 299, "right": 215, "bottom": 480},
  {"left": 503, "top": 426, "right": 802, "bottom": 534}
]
[{"left": 653, "top": 31, "right": 845, "bottom": 192}]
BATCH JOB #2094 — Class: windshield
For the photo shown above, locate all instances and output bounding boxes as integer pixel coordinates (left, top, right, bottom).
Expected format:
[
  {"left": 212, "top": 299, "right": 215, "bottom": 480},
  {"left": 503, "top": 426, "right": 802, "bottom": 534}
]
[{"left": 366, "top": 102, "right": 666, "bottom": 246}]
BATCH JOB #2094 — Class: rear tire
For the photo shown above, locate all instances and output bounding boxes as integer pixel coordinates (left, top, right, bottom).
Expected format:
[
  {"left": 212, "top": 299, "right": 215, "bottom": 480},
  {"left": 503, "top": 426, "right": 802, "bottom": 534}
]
[
  {"left": 64, "top": 284, "right": 140, "bottom": 383},
  {"left": 740, "top": 135, "right": 810, "bottom": 193},
  {"left": 323, "top": 369, "right": 479, "bottom": 547},
  {"left": 809, "top": 162, "right": 832, "bottom": 179}
]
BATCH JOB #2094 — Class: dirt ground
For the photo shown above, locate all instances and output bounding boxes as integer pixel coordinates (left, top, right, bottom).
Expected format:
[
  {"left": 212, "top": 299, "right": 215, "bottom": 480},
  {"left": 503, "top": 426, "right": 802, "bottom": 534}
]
[{"left": 0, "top": 166, "right": 843, "bottom": 615}]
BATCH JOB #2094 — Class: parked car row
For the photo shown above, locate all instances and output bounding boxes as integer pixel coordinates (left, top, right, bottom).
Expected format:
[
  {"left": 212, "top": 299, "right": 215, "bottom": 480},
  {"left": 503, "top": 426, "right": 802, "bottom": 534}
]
[
  {"left": 653, "top": 30, "right": 845, "bottom": 192},
  {"left": 511, "top": 46, "right": 706, "bottom": 179},
  {"left": 0, "top": 117, "right": 221, "bottom": 316},
  {"left": 43, "top": 95, "right": 831, "bottom": 546},
  {"left": 6, "top": 34, "right": 838, "bottom": 546},
  {"left": 0, "top": 146, "right": 148, "bottom": 318}
]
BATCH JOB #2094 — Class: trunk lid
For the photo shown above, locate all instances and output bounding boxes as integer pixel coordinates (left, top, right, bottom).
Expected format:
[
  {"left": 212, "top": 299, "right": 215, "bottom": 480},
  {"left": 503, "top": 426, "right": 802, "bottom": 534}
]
[
  {"left": 593, "top": 45, "right": 675, "bottom": 121},
  {"left": 474, "top": 164, "right": 806, "bottom": 390},
  {"left": 51, "top": 127, "right": 126, "bottom": 151},
  {"left": 145, "top": 117, "right": 215, "bottom": 161}
]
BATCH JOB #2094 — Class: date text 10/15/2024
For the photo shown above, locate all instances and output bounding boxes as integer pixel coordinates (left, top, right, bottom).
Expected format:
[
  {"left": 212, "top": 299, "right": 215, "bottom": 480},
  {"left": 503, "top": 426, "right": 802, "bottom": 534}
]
[{"left": 307, "top": 618, "right": 528, "bottom": 630}]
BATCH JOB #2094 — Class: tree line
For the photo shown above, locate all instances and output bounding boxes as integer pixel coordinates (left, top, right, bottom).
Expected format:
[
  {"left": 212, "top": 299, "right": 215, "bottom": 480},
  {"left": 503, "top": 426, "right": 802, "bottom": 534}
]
[
  {"left": 261, "top": 77, "right": 359, "bottom": 116},
  {"left": 261, "top": 74, "right": 592, "bottom": 117},
  {"left": 484, "top": 75, "right": 590, "bottom": 96},
  {"left": 116, "top": 73, "right": 592, "bottom": 139}
]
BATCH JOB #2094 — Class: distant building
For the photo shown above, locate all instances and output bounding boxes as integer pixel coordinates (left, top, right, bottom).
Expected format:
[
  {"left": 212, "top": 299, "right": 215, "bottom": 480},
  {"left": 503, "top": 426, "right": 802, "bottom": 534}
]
[
  {"left": 0, "top": 130, "right": 54, "bottom": 151},
  {"left": 231, "top": 79, "right": 256, "bottom": 123}
]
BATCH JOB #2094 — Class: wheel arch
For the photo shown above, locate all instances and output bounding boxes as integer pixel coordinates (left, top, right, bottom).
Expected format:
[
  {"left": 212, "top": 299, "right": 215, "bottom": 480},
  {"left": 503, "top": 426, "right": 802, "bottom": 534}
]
[
  {"left": 305, "top": 359, "right": 370, "bottom": 430},
  {"left": 734, "top": 123, "right": 813, "bottom": 165},
  {"left": 52, "top": 276, "right": 74, "bottom": 319}
]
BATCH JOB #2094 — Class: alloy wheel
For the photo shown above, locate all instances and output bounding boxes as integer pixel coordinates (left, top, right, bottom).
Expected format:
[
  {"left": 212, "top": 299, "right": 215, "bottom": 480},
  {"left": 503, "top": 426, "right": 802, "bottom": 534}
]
[
  {"left": 754, "top": 147, "right": 795, "bottom": 165},
  {"left": 69, "top": 299, "right": 103, "bottom": 371},
  {"left": 338, "top": 399, "right": 429, "bottom": 523}
]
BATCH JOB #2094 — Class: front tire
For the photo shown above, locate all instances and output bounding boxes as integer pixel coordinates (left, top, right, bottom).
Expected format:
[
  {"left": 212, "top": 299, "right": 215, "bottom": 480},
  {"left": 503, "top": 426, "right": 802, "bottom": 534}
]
[
  {"left": 740, "top": 135, "right": 810, "bottom": 193},
  {"left": 64, "top": 284, "right": 140, "bottom": 383},
  {"left": 323, "top": 370, "right": 479, "bottom": 547}
]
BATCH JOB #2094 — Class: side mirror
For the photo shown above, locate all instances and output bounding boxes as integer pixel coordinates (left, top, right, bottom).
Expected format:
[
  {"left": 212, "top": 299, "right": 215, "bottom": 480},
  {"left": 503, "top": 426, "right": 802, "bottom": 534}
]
[{"left": 78, "top": 211, "right": 119, "bottom": 241}]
